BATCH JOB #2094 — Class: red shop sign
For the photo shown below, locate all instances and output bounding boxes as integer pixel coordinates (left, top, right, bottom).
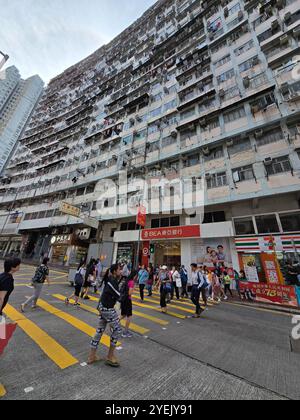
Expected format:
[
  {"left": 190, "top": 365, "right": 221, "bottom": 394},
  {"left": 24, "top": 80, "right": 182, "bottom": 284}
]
[
  {"left": 136, "top": 206, "right": 146, "bottom": 228},
  {"left": 141, "top": 225, "right": 201, "bottom": 240}
]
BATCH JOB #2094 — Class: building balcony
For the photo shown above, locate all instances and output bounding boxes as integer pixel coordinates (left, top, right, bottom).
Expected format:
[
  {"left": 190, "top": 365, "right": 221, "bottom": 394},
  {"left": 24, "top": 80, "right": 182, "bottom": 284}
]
[
  {"left": 267, "top": 171, "right": 300, "bottom": 189},
  {"left": 207, "top": 185, "right": 231, "bottom": 201},
  {"left": 234, "top": 179, "right": 262, "bottom": 195},
  {"left": 230, "top": 150, "right": 256, "bottom": 167}
]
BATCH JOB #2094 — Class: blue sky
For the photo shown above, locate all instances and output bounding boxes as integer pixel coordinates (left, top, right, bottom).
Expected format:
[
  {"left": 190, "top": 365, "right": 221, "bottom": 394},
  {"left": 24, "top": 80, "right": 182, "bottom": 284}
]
[{"left": 0, "top": 0, "right": 156, "bottom": 83}]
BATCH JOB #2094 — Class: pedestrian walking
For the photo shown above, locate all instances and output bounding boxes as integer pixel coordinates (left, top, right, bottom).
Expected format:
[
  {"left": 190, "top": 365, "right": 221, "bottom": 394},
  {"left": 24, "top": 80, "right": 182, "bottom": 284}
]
[
  {"left": 138, "top": 265, "right": 149, "bottom": 301},
  {"left": 65, "top": 262, "right": 86, "bottom": 307},
  {"left": 180, "top": 265, "right": 188, "bottom": 298},
  {"left": 224, "top": 272, "right": 233, "bottom": 298},
  {"left": 147, "top": 264, "right": 154, "bottom": 297},
  {"left": 158, "top": 266, "right": 171, "bottom": 313},
  {"left": 88, "top": 264, "right": 123, "bottom": 367},
  {"left": 21, "top": 258, "right": 50, "bottom": 312},
  {"left": 81, "top": 258, "right": 96, "bottom": 300},
  {"left": 190, "top": 264, "right": 208, "bottom": 318},
  {"left": 172, "top": 266, "right": 182, "bottom": 300},
  {"left": 120, "top": 270, "right": 137, "bottom": 338},
  {"left": 0, "top": 258, "right": 21, "bottom": 317}
]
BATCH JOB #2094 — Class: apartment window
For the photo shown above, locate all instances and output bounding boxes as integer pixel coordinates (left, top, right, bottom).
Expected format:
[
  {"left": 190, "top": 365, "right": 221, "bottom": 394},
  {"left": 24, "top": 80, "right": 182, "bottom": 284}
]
[
  {"left": 150, "top": 107, "right": 162, "bottom": 119},
  {"left": 120, "top": 222, "right": 139, "bottom": 231},
  {"left": 256, "top": 214, "right": 280, "bottom": 234},
  {"left": 235, "top": 40, "right": 254, "bottom": 57},
  {"left": 234, "top": 217, "right": 256, "bottom": 235},
  {"left": 217, "top": 69, "right": 235, "bottom": 83},
  {"left": 250, "top": 73, "right": 268, "bottom": 89},
  {"left": 232, "top": 165, "right": 255, "bottom": 182},
  {"left": 148, "top": 123, "right": 160, "bottom": 135},
  {"left": 204, "top": 147, "right": 224, "bottom": 161},
  {"left": 134, "top": 129, "right": 147, "bottom": 141},
  {"left": 229, "top": 3, "right": 241, "bottom": 15},
  {"left": 181, "top": 127, "right": 197, "bottom": 141},
  {"left": 201, "top": 118, "right": 220, "bottom": 132},
  {"left": 239, "top": 56, "right": 258, "bottom": 72},
  {"left": 215, "top": 55, "right": 231, "bottom": 68},
  {"left": 228, "top": 138, "right": 251, "bottom": 155},
  {"left": 280, "top": 212, "right": 300, "bottom": 232},
  {"left": 184, "top": 155, "right": 199, "bottom": 167},
  {"left": 265, "top": 156, "right": 292, "bottom": 176},
  {"left": 224, "top": 106, "right": 246, "bottom": 123},
  {"left": 151, "top": 216, "right": 180, "bottom": 228},
  {"left": 164, "top": 99, "right": 177, "bottom": 112},
  {"left": 162, "top": 136, "right": 177, "bottom": 148},
  {"left": 256, "top": 128, "right": 283, "bottom": 146},
  {"left": 203, "top": 211, "right": 226, "bottom": 223},
  {"left": 181, "top": 107, "right": 195, "bottom": 120},
  {"left": 207, "top": 172, "right": 228, "bottom": 189}
]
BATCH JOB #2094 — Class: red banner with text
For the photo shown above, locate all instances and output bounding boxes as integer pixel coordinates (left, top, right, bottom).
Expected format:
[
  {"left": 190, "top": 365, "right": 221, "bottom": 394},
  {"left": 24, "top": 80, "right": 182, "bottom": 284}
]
[{"left": 240, "top": 282, "right": 298, "bottom": 307}]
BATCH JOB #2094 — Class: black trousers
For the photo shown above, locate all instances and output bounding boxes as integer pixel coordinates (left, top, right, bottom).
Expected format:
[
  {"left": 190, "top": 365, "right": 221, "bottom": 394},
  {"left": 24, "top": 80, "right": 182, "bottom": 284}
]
[
  {"left": 139, "top": 284, "right": 145, "bottom": 301},
  {"left": 191, "top": 286, "right": 202, "bottom": 315},
  {"left": 181, "top": 283, "right": 188, "bottom": 297},
  {"left": 160, "top": 285, "right": 167, "bottom": 309},
  {"left": 171, "top": 282, "right": 180, "bottom": 300}
]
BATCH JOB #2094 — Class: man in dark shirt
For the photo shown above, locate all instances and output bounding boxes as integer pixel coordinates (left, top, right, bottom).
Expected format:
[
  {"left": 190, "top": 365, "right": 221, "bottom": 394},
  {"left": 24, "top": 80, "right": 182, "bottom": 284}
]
[{"left": 0, "top": 258, "right": 21, "bottom": 316}]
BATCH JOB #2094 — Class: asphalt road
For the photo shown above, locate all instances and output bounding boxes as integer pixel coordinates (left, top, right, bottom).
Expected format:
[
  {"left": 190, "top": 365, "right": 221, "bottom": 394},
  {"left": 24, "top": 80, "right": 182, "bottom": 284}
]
[{"left": 0, "top": 265, "right": 299, "bottom": 400}]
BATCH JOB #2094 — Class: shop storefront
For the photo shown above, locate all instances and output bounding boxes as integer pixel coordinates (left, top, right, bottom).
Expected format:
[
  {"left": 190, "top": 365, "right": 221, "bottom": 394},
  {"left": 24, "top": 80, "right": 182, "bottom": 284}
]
[
  {"left": 235, "top": 235, "right": 300, "bottom": 307},
  {"left": 113, "top": 222, "right": 236, "bottom": 271},
  {"left": 49, "top": 231, "right": 89, "bottom": 267},
  {"left": 0, "top": 236, "right": 22, "bottom": 258}
]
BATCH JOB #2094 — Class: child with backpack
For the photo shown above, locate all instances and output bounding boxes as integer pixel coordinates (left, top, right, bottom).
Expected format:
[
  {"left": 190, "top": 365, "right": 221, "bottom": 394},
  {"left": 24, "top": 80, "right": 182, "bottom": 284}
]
[
  {"left": 120, "top": 270, "right": 137, "bottom": 338},
  {"left": 65, "top": 263, "right": 86, "bottom": 307}
]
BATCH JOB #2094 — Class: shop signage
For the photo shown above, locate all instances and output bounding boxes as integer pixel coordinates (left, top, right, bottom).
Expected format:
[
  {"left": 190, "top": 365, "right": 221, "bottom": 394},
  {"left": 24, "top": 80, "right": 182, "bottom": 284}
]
[
  {"left": 141, "top": 225, "right": 200, "bottom": 241},
  {"left": 136, "top": 206, "right": 146, "bottom": 228},
  {"left": 242, "top": 255, "right": 260, "bottom": 283},
  {"left": 241, "top": 282, "right": 298, "bottom": 308},
  {"left": 83, "top": 216, "right": 99, "bottom": 230},
  {"left": 50, "top": 235, "right": 71, "bottom": 245},
  {"left": 235, "top": 235, "right": 300, "bottom": 253},
  {"left": 261, "top": 253, "right": 285, "bottom": 285},
  {"left": 60, "top": 202, "right": 81, "bottom": 218}
]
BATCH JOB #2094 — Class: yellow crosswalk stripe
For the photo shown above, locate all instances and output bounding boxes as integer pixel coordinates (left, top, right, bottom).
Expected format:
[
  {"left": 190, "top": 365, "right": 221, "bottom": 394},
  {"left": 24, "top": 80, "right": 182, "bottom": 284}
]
[
  {"left": 132, "top": 296, "right": 195, "bottom": 314},
  {"left": 87, "top": 295, "right": 169, "bottom": 326},
  {"left": 0, "top": 384, "right": 6, "bottom": 398},
  {"left": 133, "top": 300, "right": 186, "bottom": 319},
  {"left": 37, "top": 299, "right": 120, "bottom": 347},
  {"left": 53, "top": 295, "right": 150, "bottom": 335},
  {"left": 5, "top": 305, "right": 78, "bottom": 370},
  {"left": 150, "top": 290, "right": 219, "bottom": 307}
]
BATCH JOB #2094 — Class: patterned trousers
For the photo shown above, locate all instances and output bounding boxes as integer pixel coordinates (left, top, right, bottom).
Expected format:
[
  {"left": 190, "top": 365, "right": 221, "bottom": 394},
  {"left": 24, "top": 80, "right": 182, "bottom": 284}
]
[{"left": 90, "top": 306, "right": 122, "bottom": 350}]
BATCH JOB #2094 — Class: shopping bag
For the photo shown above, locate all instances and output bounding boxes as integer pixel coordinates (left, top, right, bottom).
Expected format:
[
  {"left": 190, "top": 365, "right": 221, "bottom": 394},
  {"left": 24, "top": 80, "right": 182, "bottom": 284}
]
[{"left": 0, "top": 322, "right": 17, "bottom": 356}]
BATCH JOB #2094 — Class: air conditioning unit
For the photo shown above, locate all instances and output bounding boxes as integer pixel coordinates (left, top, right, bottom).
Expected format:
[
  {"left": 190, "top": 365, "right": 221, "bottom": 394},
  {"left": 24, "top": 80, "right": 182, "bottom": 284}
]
[
  {"left": 252, "top": 56, "right": 260, "bottom": 66},
  {"left": 200, "top": 118, "right": 207, "bottom": 127},
  {"left": 202, "top": 147, "right": 210, "bottom": 156},
  {"left": 281, "top": 82, "right": 290, "bottom": 95},
  {"left": 219, "top": 89, "right": 225, "bottom": 97},
  {"left": 243, "top": 77, "right": 250, "bottom": 88},
  {"left": 284, "top": 12, "right": 291, "bottom": 23},
  {"left": 293, "top": 26, "right": 300, "bottom": 38},
  {"left": 264, "top": 157, "right": 273, "bottom": 166},
  {"left": 251, "top": 104, "right": 260, "bottom": 113},
  {"left": 224, "top": 7, "right": 229, "bottom": 18},
  {"left": 280, "top": 34, "right": 289, "bottom": 45},
  {"left": 205, "top": 173, "right": 212, "bottom": 180},
  {"left": 226, "top": 139, "right": 234, "bottom": 147},
  {"left": 238, "top": 10, "right": 244, "bottom": 21},
  {"left": 271, "top": 20, "right": 280, "bottom": 31},
  {"left": 255, "top": 129, "right": 264, "bottom": 139},
  {"left": 171, "top": 130, "right": 178, "bottom": 138}
]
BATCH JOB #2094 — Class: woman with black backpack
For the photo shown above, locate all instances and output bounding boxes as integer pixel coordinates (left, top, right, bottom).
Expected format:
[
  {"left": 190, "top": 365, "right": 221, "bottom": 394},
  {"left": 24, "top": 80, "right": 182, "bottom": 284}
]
[
  {"left": 120, "top": 270, "right": 137, "bottom": 338},
  {"left": 65, "top": 262, "right": 86, "bottom": 307},
  {"left": 21, "top": 258, "right": 50, "bottom": 313}
]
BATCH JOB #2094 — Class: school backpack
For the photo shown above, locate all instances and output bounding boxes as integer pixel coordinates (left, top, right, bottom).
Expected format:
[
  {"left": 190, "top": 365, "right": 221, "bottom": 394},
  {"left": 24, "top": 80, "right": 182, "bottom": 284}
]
[
  {"left": 74, "top": 271, "right": 84, "bottom": 287},
  {"left": 32, "top": 265, "right": 47, "bottom": 284},
  {"left": 119, "top": 279, "right": 129, "bottom": 303}
]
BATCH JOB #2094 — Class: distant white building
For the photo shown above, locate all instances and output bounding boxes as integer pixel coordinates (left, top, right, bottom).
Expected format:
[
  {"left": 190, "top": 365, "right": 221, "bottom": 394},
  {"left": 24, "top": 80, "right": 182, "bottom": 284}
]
[{"left": 0, "top": 66, "right": 44, "bottom": 173}]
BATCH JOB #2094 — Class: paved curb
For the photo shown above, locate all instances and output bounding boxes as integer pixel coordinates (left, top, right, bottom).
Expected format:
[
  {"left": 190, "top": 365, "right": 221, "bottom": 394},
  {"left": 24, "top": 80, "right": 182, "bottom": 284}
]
[{"left": 229, "top": 300, "right": 300, "bottom": 315}]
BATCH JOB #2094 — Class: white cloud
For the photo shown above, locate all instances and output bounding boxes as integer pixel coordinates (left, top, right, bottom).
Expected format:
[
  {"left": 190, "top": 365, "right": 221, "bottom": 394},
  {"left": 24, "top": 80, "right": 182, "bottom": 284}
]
[{"left": 0, "top": 0, "right": 156, "bottom": 82}]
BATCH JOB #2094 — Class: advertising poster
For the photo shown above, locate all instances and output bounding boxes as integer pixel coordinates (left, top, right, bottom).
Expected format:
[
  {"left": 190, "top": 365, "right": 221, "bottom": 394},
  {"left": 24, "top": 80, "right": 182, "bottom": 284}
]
[
  {"left": 242, "top": 255, "right": 260, "bottom": 283},
  {"left": 260, "top": 253, "right": 285, "bottom": 285},
  {"left": 241, "top": 283, "right": 298, "bottom": 307},
  {"left": 191, "top": 239, "right": 232, "bottom": 269}
]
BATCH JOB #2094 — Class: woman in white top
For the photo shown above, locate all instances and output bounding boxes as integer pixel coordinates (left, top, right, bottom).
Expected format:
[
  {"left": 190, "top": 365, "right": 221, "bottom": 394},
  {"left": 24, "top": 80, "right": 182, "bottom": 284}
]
[{"left": 172, "top": 266, "right": 182, "bottom": 300}]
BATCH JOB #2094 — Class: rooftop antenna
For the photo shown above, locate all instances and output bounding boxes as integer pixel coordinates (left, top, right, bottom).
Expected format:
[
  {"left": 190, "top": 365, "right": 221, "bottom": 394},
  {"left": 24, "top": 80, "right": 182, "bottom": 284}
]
[{"left": 0, "top": 51, "right": 9, "bottom": 72}]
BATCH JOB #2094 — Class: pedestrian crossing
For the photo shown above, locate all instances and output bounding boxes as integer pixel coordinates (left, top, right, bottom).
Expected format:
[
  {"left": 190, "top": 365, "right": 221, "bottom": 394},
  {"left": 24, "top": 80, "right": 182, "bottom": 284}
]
[{"left": 3, "top": 289, "right": 221, "bottom": 375}]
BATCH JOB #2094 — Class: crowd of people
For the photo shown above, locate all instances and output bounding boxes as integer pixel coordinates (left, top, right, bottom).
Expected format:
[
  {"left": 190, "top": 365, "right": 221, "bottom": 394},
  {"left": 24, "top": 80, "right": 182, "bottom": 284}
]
[{"left": 0, "top": 256, "right": 252, "bottom": 369}]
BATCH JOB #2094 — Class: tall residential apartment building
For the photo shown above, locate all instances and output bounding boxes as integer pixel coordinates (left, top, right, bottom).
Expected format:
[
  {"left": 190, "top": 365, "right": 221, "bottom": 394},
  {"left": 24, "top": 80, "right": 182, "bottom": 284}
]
[
  {"left": 0, "top": 0, "right": 300, "bottom": 281},
  {"left": 0, "top": 66, "right": 44, "bottom": 173}
]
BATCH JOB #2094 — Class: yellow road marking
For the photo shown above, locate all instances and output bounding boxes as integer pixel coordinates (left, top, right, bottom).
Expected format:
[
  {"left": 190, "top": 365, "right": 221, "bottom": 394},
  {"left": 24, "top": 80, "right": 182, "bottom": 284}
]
[
  {"left": 0, "top": 384, "right": 6, "bottom": 398},
  {"left": 150, "top": 290, "right": 218, "bottom": 307},
  {"left": 135, "top": 293, "right": 215, "bottom": 309},
  {"left": 53, "top": 294, "right": 150, "bottom": 336},
  {"left": 133, "top": 300, "right": 186, "bottom": 319},
  {"left": 132, "top": 296, "right": 195, "bottom": 314},
  {"left": 14, "top": 282, "right": 67, "bottom": 287},
  {"left": 37, "top": 299, "right": 120, "bottom": 347},
  {"left": 5, "top": 305, "right": 78, "bottom": 370},
  {"left": 87, "top": 295, "right": 169, "bottom": 326}
]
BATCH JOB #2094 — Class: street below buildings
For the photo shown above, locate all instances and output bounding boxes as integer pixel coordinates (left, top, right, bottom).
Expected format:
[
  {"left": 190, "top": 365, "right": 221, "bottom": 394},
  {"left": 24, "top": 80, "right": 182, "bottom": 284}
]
[{"left": 0, "top": 264, "right": 299, "bottom": 400}]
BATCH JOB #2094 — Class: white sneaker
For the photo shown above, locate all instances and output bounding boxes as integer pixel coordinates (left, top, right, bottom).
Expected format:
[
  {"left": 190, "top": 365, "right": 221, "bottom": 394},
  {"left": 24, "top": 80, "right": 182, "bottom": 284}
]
[{"left": 224, "top": 296, "right": 228, "bottom": 301}]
